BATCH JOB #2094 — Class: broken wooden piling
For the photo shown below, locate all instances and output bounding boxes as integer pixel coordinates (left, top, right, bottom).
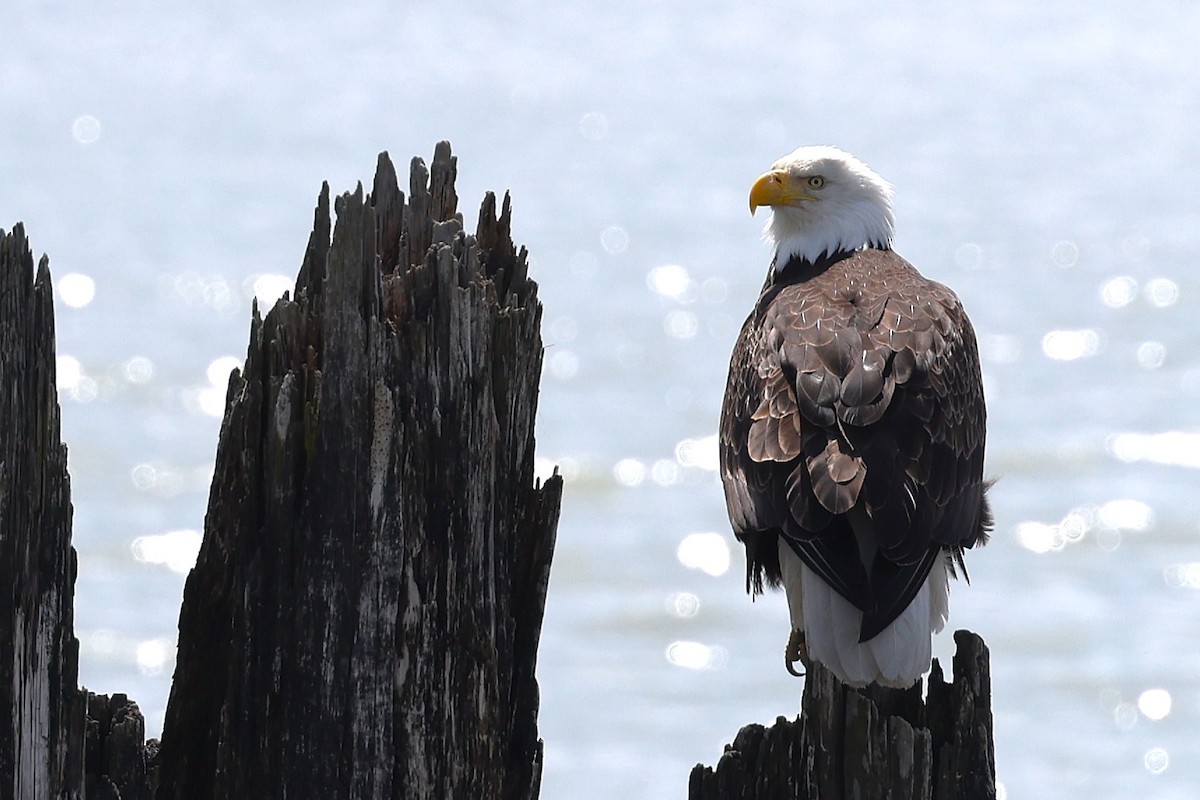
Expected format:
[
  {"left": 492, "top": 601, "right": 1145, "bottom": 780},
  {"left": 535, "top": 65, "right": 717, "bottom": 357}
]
[
  {"left": 689, "top": 630, "right": 996, "bottom": 800},
  {"left": 1, "top": 142, "right": 560, "bottom": 799},
  {"left": 1, "top": 223, "right": 85, "bottom": 799}
]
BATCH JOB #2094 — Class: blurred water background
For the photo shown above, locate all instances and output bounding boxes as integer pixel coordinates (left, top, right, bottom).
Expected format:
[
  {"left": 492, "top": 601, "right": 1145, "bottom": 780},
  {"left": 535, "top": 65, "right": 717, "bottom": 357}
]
[{"left": 3, "top": 1, "right": 1199, "bottom": 797}]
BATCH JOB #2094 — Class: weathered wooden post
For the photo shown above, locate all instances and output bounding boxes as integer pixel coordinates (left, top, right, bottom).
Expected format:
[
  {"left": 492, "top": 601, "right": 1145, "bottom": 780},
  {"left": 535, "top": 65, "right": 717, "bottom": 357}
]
[
  {"left": 153, "top": 142, "right": 560, "bottom": 799},
  {"left": 688, "top": 629, "right": 996, "bottom": 799},
  {"left": 2, "top": 142, "right": 560, "bottom": 799},
  {"left": 1, "top": 226, "right": 164, "bottom": 799},
  {"left": 0, "top": 224, "right": 85, "bottom": 799}
]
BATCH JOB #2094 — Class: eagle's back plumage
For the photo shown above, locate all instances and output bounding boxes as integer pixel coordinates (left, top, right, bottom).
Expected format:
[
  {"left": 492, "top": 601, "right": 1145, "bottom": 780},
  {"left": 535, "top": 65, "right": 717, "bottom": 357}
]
[{"left": 720, "top": 247, "right": 991, "bottom": 684}]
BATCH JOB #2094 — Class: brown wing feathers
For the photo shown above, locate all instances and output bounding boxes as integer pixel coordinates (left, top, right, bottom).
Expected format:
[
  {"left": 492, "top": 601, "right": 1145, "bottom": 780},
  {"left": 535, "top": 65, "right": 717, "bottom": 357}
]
[{"left": 720, "top": 249, "right": 991, "bottom": 641}]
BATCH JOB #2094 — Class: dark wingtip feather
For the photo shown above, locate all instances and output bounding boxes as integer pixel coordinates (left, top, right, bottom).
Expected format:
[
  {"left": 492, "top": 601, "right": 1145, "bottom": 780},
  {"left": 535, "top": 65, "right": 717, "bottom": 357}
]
[
  {"left": 976, "top": 477, "right": 998, "bottom": 547},
  {"left": 741, "top": 530, "right": 782, "bottom": 597},
  {"left": 951, "top": 477, "right": 997, "bottom": 584}
]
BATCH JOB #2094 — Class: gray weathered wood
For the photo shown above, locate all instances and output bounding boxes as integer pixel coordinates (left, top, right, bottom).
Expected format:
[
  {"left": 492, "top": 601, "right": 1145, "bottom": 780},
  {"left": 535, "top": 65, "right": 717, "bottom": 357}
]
[
  {"left": 0, "top": 225, "right": 85, "bottom": 800},
  {"left": 689, "top": 630, "right": 996, "bottom": 800},
  {"left": 2, "top": 227, "right": 161, "bottom": 800},
  {"left": 84, "top": 693, "right": 156, "bottom": 800},
  {"left": 3, "top": 144, "right": 557, "bottom": 798},
  {"left": 153, "top": 142, "right": 560, "bottom": 799}
]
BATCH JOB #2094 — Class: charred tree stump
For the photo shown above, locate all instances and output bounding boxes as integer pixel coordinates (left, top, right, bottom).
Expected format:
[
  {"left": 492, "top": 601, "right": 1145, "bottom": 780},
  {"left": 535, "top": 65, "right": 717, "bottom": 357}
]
[
  {"left": 153, "top": 142, "right": 561, "bottom": 799},
  {"left": 0, "top": 225, "right": 84, "bottom": 799},
  {"left": 689, "top": 629, "right": 996, "bottom": 800}
]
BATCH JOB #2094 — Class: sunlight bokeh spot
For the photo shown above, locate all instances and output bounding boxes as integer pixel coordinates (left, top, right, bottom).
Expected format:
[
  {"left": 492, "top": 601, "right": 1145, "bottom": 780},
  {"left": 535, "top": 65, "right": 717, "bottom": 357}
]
[
  {"left": 1015, "top": 521, "right": 1063, "bottom": 554},
  {"left": 58, "top": 273, "right": 96, "bottom": 308},
  {"left": 250, "top": 273, "right": 293, "bottom": 307},
  {"left": 1144, "top": 278, "right": 1179, "bottom": 308},
  {"left": 613, "top": 458, "right": 646, "bottom": 487},
  {"left": 647, "top": 264, "right": 691, "bottom": 299},
  {"left": 651, "top": 459, "right": 681, "bottom": 486},
  {"left": 674, "top": 435, "right": 718, "bottom": 471},
  {"left": 533, "top": 457, "right": 556, "bottom": 483},
  {"left": 1041, "top": 329, "right": 1100, "bottom": 361},
  {"left": 1059, "top": 509, "right": 1090, "bottom": 543},
  {"left": 1136, "top": 341, "right": 1166, "bottom": 369},
  {"left": 1163, "top": 563, "right": 1200, "bottom": 589},
  {"left": 600, "top": 226, "right": 629, "bottom": 254},
  {"left": 55, "top": 354, "right": 97, "bottom": 402},
  {"left": 206, "top": 356, "right": 241, "bottom": 387},
  {"left": 548, "top": 349, "right": 579, "bottom": 380},
  {"left": 666, "top": 592, "right": 701, "bottom": 619},
  {"left": 1050, "top": 240, "right": 1078, "bottom": 267},
  {"left": 1108, "top": 431, "right": 1200, "bottom": 469},
  {"left": 56, "top": 355, "right": 83, "bottom": 391},
  {"left": 136, "top": 638, "right": 171, "bottom": 676},
  {"left": 1143, "top": 747, "right": 1169, "bottom": 775},
  {"left": 1100, "top": 276, "right": 1137, "bottom": 308},
  {"left": 665, "top": 640, "right": 727, "bottom": 670},
  {"left": 1113, "top": 702, "right": 1138, "bottom": 730},
  {"left": 676, "top": 532, "right": 730, "bottom": 577},
  {"left": 132, "top": 530, "right": 203, "bottom": 574},
  {"left": 1137, "top": 689, "right": 1171, "bottom": 721},
  {"left": 124, "top": 356, "right": 154, "bottom": 384},
  {"left": 71, "top": 115, "right": 101, "bottom": 144},
  {"left": 664, "top": 310, "right": 699, "bottom": 339}
]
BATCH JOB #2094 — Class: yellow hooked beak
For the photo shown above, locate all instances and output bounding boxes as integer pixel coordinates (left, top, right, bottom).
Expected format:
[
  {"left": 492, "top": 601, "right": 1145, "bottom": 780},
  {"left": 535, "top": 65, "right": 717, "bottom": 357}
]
[{"left": 749, "top": 170, "right": 813, "bottom": 215}]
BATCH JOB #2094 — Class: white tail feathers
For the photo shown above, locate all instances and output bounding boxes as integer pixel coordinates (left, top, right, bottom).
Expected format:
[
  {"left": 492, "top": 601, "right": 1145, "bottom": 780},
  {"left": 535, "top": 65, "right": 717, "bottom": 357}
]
[{"left": 778, "top": 539, "right": 952, "bottom": 688}]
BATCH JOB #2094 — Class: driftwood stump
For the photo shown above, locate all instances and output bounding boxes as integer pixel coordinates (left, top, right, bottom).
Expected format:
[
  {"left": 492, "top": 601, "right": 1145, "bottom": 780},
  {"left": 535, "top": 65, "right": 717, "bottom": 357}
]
[
  {"left": 689, "top": 630, "right": 996, "bottom": 800},
  {"left": 153, "top": 142, "right": 560, "bottom": 799}
]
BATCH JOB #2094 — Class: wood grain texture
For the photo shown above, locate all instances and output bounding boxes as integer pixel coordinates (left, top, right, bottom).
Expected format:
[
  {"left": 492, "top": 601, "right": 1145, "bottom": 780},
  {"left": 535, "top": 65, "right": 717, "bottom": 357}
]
[
  {"left": 153, "top": 142, "right": 559, "bottom": 800},
  {"left": 689, "top": 630, "right": 996, "bottom": 800},
  {"left": 84, "top": 693, "right": 155, "bottom": 800},
  {"left": 0, "top": 225, "right": 84, "bottom": 800},
  {"left": 3, "top": 145, "right": 556, "bottom": 799}
]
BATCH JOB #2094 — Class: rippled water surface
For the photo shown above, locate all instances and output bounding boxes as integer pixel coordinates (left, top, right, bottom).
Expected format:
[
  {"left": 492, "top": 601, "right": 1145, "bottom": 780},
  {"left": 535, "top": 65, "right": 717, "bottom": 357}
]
[{"left": 3, "top": 2, "right": 1199, "bottom": 797}]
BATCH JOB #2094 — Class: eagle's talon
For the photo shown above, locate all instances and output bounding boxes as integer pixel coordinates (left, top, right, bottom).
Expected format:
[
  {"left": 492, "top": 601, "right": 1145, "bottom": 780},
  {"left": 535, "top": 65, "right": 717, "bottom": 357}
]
[{"left": 784, "top": 629, "right": 808, "bottom": 677}]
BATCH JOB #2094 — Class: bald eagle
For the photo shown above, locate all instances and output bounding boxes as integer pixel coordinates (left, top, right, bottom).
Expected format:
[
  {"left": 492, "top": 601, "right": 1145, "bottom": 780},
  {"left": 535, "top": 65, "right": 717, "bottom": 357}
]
[{"left": 719, "top": 146, "right": 991, "bottom": 688}]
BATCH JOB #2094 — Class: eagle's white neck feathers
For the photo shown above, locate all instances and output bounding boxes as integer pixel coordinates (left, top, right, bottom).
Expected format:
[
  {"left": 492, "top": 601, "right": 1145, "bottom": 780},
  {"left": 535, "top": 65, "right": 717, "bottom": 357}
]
[{"left": 763, "top": 146, "right": 895, "bottom": 266}]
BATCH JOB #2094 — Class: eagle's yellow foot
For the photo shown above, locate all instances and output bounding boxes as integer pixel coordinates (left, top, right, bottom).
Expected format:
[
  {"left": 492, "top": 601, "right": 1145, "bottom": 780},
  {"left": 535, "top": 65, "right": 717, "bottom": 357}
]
[{"left": 785, "top": 629, "right": 808, "bottom": 677}]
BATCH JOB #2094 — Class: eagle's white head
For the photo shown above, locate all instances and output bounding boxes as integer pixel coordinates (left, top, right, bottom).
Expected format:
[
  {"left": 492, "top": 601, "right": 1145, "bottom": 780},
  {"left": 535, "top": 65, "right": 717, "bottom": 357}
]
[{"left": 750, "top": 146, "right": 895, "bottom": 266}]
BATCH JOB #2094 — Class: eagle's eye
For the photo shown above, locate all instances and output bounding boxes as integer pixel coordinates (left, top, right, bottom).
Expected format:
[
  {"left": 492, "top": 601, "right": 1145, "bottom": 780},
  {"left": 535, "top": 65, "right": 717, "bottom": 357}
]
[{"left": 807, "top": 176, "right": 826, "bottom": 190}]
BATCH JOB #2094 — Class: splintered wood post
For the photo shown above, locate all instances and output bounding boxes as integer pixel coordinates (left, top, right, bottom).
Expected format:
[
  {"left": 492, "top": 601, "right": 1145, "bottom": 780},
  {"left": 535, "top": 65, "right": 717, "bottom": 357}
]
[
  {"left": 688, "top": 630, "right": 996, "bottom": 800},
  {"left": 153, "top": 142, "right": 561, "bottom": 799},
  {"left": 2, "top": 226, "right": 160, "bottom": 799},
  {"left": 0, "top": 225, "right": 84, "bottom": 799},
  {"left": 83, "top": 692, "right": 156, "bottom": 800}
]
